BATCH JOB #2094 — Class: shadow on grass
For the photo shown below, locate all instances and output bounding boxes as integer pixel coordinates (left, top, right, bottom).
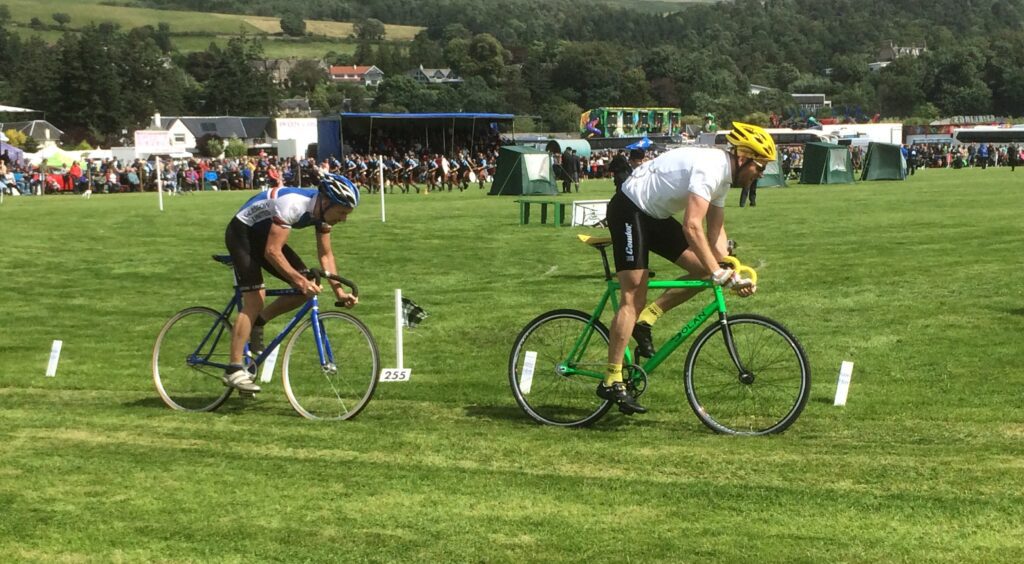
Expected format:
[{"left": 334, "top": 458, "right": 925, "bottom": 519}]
[
  {"left": 462, "top": 404, "right": 660, "bottom": 431},
  {"left": 463, "top": 404, "right": 537, "bottom": 425},
  {"left": 1009, "top": 308, "right": 1024, "bottom": 316},
  {"left": 123, "top": 395, "right": 257, "bottom": 415}
]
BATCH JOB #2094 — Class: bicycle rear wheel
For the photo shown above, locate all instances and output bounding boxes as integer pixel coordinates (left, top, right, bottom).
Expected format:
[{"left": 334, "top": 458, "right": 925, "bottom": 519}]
[
  {"left": 282, "top": 311, "right": 380, "bottom": 420},
  {"left": 509, "top": 309, "right": 613, "bottom": 427},
  {"left": 684, "top": 314, "right": 810, "bottom": 435},
  {"left": 152, "top": 307, "right": 233, "bottom": 412}
]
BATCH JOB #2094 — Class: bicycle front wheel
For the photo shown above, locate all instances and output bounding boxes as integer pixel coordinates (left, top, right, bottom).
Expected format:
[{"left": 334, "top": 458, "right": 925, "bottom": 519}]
[
  {"left": 282, "top": 311, "right": 380, "bottom": 420},
  {"left": 684, "top": 314, "right": 810, "bottom": 435},
  {"left": 152, "top": 307, "right": 234, "bottom": 412},
  {"left": 509, "top": 309, "right": 613, "bottom": 427}
]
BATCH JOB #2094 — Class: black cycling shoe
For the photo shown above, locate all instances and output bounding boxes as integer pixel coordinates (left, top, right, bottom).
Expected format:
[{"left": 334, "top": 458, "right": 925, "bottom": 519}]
[
  {"left": 596, "top": 382, "right": 648, "bottom": 415},
  {"left": 632, "top": 322, "right": 656, "bottom": 358}
]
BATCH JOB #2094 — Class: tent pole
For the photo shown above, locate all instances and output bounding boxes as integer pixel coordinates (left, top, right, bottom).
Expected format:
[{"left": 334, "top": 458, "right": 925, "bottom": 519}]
[
  {"left": 338, "top": 115, "right": 346, "bottom": 161},
  {"left": 470, "top": 118, "right": 476, "bottom": 156}
]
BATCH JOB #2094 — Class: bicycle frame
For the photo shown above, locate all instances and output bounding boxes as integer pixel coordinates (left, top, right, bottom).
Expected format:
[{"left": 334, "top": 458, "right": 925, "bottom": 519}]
[
  {"left": 561, "top": 278, "right": 746, "bottom": 381},
  {"left": 187, "top": 287, "right": 334, "bottom": 372}
]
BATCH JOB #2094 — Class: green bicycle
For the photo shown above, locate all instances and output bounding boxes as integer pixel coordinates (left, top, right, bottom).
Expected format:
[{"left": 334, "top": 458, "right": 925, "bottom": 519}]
[{"left": 508, "top": 235, "right": 810, "bottom": 435}]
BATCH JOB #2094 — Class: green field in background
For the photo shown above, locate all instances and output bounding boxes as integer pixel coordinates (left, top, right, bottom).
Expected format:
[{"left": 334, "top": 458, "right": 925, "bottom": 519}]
[{"left": 0, "top": 169, "right": 1022, "bottom": 561}]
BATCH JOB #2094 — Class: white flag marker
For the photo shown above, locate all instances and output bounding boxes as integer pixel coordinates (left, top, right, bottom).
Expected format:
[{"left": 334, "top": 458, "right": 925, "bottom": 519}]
[
  {"left": 834, "top": 361, "right": 854, "bottom": 406},
  {"left": 519, "top": 351, "right": 538, "bottom": 394},
  {"left": 260, "top": 347, "right": 280, "bottom": 383},
  {"left": 45, "top": 340, "right": 63, "bottom": 377}
]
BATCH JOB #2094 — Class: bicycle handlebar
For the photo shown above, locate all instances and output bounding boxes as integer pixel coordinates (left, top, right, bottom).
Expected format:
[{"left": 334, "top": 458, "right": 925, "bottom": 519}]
[
  {"left": 304, "top": 268, "right": 360, "bottom": 305},
  {"left": 719, "top": 256, "right": 757, "bottom": 286}
]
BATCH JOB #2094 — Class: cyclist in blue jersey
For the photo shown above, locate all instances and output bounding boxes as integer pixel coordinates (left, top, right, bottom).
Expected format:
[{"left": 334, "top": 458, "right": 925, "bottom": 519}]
[{"left": 221, "top": 173, "right": 361, "bottom": 393}]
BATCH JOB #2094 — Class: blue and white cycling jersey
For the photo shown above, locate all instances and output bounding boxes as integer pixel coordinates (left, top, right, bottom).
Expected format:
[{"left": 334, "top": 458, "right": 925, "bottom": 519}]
[{"left": 234, "top": 187, "right": 320, "bottom": 230}]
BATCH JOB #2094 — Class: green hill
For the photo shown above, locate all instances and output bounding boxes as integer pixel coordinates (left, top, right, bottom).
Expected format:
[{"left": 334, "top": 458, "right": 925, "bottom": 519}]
[{"left": 1, "top": 0, "right": 423, "bottom": 58}]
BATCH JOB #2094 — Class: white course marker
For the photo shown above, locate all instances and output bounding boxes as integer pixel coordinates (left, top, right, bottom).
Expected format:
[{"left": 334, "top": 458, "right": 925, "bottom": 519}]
[
  {"left": 45, "top": 340, "right": 63, "bottom": 377},
  {"left": 519, "top": 351, "right": 538, "bottom": 394},
  {"left": 259, "top": 347, "right": 280, "bottom": 383},
  {"left": 834, "top": 360, "right": 854, "bottom": 406}
]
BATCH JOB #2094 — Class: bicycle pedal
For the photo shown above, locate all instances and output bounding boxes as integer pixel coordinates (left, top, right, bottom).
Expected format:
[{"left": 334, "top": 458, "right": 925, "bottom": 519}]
[{"left": 238, "top": 390, "right": 258, "bottom": 399}]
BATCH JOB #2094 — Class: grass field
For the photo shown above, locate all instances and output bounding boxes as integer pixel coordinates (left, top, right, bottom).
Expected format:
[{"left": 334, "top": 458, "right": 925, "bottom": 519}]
[
  {"left": 2, "top": 0, "right": 420, "bottom": 57},
  {"left": 1, "top": 169, "right": 1023, "bottom": 561}
]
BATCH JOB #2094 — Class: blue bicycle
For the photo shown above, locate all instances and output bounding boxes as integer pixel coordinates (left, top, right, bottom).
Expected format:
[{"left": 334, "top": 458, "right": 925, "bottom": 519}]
[{"left": 152, "top": 255, "right": 380, "bottom": 420}]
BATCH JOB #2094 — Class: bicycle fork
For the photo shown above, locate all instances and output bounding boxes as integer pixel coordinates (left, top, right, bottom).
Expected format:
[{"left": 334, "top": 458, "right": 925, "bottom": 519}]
[{"left": 717, "top": 314, "right": 755, "bottom": 384}]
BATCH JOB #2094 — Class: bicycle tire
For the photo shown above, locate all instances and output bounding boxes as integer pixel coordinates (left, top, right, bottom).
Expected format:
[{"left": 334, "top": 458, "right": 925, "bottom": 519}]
[
  {"left": 152, "top": 306, "right": 234, "bottom": 412},
  {"left": 508, "top": 309, "right": 614, "bottom": 427},
  {"left": 282, "top": 311, "right": 380, "bottom": 420},
  {"left": 684, "top": 314, "right": 810, "bottom": 435}
]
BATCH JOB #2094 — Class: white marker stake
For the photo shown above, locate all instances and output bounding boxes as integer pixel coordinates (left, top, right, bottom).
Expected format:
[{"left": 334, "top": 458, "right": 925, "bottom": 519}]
[
  {"left": 834, "top": 361, "right": 854, "bottom": 406},
  {"left": 45, "top": 340, "right": 63, "bottom": 377},
  {"left": 379, "top": 155, "right": 386, "bottom": 223},
  {"left": 260, "top": 347, "right": 280, "bottom": 383},
  {"left": 519, "top": 351, "right": 537, "bottom": 394},
  {"left": 379, "top": 289, "right": 412, "bottom": 382}
]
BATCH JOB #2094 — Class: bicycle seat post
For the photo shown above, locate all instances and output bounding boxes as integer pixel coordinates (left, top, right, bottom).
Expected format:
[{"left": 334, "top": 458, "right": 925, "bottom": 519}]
[{"left": 598, "top": 246, "right": 613, "bottom": 281}]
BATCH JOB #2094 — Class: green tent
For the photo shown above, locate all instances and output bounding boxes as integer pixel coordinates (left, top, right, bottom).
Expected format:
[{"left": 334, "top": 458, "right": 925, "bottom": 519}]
[
  {"left": 488, "top": 146, "right": 558, "bottom": 196},
  {"left": 860, "top": 142, "right": 907, "bottom": 181},
  {"left": 757, "top": 154, "right": 787, "bottom": 188},
  {"left": 799, "top": 142, "right": 856, "bottom": 184}
]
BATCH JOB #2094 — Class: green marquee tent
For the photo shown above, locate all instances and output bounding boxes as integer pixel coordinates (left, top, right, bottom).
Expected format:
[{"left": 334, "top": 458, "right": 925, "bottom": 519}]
[
  {"left": 800, "top": 142, "right": 856, "bottom": 184},
  {"left": 488, "top": 146, "right": 557, "bottom": 196},
  {"left": 860, "top": 142, "right": 907, "bottom": 181},
  {"left": 757, "top": 154, "right": 788, "bottom": 188}
]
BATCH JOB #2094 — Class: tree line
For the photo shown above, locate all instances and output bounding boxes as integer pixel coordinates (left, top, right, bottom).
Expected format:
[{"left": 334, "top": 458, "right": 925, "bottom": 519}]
[{"left": 2, "top": 0, "right": 1024, "bottom": 146}]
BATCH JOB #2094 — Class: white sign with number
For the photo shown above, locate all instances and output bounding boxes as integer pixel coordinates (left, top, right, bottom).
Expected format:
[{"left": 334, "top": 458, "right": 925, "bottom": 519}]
[{"left": 379, "top": 368, "right": 412, "bottom": 382}]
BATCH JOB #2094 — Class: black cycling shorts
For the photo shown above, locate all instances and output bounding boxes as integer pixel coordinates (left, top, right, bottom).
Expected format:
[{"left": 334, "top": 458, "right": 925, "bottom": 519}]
[
  {"left": 224, "top": 217, "right": 307, "bottom": 292},
  {"left": 606, "top": 191, "right": 688, "bottom": 272}
]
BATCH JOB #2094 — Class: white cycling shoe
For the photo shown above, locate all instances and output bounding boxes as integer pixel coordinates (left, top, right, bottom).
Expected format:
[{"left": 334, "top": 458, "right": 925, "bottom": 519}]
[{"left": 222, "top": 369, "right": 261, "bottom": 393}]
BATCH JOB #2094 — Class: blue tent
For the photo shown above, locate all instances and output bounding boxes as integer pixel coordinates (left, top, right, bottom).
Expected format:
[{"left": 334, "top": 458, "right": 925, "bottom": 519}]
[
  {"left": 625, "top": 135, "right": 653, "bottom": 150},
  {"left": 0, "top": 142, "right": 25, "bottom": 164}
]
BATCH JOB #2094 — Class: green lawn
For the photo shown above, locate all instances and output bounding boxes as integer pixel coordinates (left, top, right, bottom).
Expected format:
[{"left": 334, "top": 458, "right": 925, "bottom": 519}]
[{"left": 1, "top": 169, "right": 1023, "bottom": 561}]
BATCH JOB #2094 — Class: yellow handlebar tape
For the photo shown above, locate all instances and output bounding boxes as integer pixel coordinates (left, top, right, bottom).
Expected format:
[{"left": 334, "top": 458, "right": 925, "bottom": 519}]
[{"left": 720, "top": 256, "right": 758, "bottom": 285}]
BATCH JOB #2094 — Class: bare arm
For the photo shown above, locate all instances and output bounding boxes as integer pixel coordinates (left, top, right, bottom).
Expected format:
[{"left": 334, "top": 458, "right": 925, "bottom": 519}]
[
  {"left": 682, "top": 193, "right": 724, "bottom": 276},
  {"left": 316, "top": 228, "right": 357, "bottom": 307},
  {"left": 264, "top": 224, "right": 318, "bottom": 294}
]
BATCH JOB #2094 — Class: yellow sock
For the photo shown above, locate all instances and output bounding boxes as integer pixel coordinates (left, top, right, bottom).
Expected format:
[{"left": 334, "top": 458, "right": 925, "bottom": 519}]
[
  {"left": 637, "top": 303, "right": 664, "bottom": 326},
  {"left": 604, "top": 363, "right": 623, "bottom": 386}
]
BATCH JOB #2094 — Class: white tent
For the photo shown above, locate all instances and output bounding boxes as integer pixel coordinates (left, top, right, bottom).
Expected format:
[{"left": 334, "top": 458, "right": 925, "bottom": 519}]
[{"left": 0, "top": 104, "right": 39, "bottom": 113}]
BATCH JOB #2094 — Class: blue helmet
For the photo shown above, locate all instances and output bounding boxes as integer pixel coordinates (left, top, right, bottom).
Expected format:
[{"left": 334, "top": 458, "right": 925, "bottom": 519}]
[{"left": 319, "top": 173, "right": 359, "bottom": 208}]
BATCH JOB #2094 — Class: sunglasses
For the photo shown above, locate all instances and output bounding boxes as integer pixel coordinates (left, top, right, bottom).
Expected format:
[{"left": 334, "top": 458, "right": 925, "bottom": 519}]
[{"left": 750, "top": 159, "right": 768, "bottom": 172}]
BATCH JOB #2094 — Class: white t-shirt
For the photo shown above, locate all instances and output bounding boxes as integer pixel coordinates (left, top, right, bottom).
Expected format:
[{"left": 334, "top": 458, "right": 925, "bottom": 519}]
[{"left": 622, "top": 147, "right": 732, "bottom": 219}]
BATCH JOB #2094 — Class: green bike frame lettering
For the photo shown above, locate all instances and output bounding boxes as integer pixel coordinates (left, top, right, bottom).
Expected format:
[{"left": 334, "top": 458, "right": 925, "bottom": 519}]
[{"left": 561, "top": 279, "right": 728, "bottom": 380}]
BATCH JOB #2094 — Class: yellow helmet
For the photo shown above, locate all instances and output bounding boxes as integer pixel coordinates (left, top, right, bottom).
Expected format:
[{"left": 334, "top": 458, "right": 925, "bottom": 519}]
[{"left": 725, "top": 122, "right": 777, "bottom": 162}]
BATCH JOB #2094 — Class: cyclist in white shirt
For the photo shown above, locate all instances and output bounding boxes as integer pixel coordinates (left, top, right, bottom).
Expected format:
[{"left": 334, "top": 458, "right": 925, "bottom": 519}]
[{"left": 600, "top": 122, "right": 775, "bottom": 414}]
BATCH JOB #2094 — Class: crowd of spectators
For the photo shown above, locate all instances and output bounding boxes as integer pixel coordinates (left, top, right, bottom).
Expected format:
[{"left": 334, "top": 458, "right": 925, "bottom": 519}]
[
  {"left": 905, "top": 143, "right": 1023, "bottom": 170},
  {"left": 5, "top": 138, "right": 1020, "bottom": 197}
]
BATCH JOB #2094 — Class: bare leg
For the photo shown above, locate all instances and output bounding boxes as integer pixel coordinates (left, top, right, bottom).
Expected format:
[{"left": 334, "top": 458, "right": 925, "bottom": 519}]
[
  {"left": 258, "top": 294, "right": 307, "bottom": 323},
  {"left": 607, "top": 269, "right": 649, "bottom": 366},
  {"left": 230, "top": 289, "right": 265, "bottom": 366},
  {"left": 647, "top": 246, "right": 719, "bottom": 315}
]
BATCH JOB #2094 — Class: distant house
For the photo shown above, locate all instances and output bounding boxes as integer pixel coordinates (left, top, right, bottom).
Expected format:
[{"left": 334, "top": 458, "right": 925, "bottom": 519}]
[
  {"left": 0, "top": 120, "right": 64, "bottom": 146},
  {"left": 253, "top": 58, "right": 326, "bottom": 87},
  {"left": 329, "top": 65, "right": 384, "bottom": 87},
  {"left": 878, "top": 40, "right": 926, "bottom": 62},
  {"left": 153, "top": 114, "right": 272, "bottom": 151},
  {"left": 278, "top": 98, "right": 316, "bottom": 117},
  {"left": 749, "top": 84, "right": 773, "bottom": 95},
  {"left": 867, "top": 61, "right": 892, "bottom": 72},
  {"left": 791, "top": 93, "right": 831, "bottom": 114},
  {"left": 407, "top": 65, "right": 464, "bottom": 85}
]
